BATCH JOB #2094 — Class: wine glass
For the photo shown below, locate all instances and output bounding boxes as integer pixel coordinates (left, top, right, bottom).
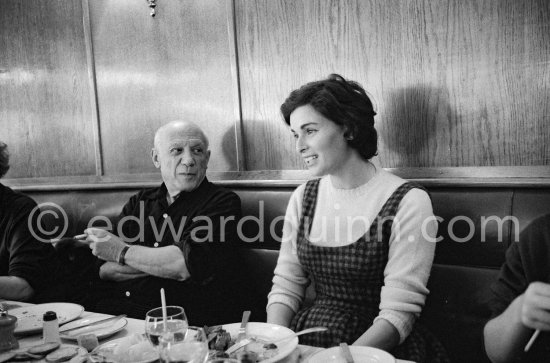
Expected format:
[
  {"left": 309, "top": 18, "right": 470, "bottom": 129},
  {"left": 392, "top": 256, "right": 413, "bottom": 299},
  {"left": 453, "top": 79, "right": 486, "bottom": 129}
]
[
  {"left": 145, "top": 306, "right": 188, "bottom": 347},
  {"left": 160, "top": 326, "right": 209, "bottom": 363}
]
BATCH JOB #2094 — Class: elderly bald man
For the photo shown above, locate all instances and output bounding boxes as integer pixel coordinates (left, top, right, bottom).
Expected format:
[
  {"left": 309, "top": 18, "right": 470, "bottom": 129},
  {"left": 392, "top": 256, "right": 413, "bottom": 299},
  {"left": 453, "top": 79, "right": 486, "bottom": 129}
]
[{"left": 86, "top": 121, "right": 248, "bottom": 323}]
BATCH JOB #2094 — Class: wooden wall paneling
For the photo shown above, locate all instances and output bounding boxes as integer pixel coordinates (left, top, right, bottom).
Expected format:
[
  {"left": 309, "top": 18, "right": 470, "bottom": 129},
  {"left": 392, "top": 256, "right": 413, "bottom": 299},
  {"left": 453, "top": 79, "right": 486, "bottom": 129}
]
[
  {"left": 226, "top": 0, "right": 246, "bottom": 171},
  {"left": 82, "top": 0, "right": 103, "bottom": 176},
  {"left": 89, "top": 0, "right": 239, "bottom": 176},
  {"left": 235, "top": 0, "right": 550, "bottom": 170},
  {"left": 0, "top": 0, "right": 97, "bottom": 179}
]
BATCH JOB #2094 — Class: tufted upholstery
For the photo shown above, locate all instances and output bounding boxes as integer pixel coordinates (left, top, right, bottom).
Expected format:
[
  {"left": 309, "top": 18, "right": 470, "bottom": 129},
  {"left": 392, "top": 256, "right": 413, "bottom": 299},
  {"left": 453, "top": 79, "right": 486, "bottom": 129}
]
[{"left": 20, "top": 183, "right": 550, "bottom": 363}]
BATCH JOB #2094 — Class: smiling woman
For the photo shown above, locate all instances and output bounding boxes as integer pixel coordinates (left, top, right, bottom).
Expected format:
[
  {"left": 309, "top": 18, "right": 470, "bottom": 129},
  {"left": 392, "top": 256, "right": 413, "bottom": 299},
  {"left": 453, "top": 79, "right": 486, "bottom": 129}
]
[{"left": 266, "top": 75, "right": 450, "bottom": 363}]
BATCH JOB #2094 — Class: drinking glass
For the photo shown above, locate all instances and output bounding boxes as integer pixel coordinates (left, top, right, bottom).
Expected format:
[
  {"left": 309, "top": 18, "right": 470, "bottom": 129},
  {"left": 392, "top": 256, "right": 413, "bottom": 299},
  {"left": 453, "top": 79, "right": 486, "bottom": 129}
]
[
  {"left": 145, "top": 306, "right": 188, "bottom": 347},
  {"left": 160, "top": 326, "right": 209, "bottom": 363}
]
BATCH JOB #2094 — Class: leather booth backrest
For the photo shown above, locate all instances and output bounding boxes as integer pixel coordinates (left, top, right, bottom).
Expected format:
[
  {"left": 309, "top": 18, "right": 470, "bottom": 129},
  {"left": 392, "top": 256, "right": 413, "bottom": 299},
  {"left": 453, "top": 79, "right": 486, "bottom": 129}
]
[{"left": 22, "top": 184, "right": 550, "bottom": 363}]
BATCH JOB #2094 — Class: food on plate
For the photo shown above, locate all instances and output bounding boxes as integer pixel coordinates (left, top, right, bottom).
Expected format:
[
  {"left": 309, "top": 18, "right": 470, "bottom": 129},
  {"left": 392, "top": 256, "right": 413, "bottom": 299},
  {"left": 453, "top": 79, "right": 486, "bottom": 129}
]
[
  {"left": 93, "top": 333, "right": 158, "bottom": 363},
  {"left": 204, "top": 325, "right": 280, "bottom": 362},
  {"left": 77, "top": 333, "right": 99, "bottom": 352},
  {"left": 45, "top": 346, "right": 79, "bottom": 362},
  {"left": 206, "top": 325, "right": 232, "bottom": 351},
  {"left": 28, "top": 342, "right": 61, "bottom": 355},
  {"left": 68, "top": 356, "right": 89, "bottom": 363}
]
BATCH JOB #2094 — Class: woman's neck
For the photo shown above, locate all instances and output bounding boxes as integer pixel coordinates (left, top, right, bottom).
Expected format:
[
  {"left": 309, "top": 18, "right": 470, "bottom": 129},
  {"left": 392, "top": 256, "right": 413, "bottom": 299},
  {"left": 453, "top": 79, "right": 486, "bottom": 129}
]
[{"left": 329, "top": 158, "right": 376, "bottom": 189}]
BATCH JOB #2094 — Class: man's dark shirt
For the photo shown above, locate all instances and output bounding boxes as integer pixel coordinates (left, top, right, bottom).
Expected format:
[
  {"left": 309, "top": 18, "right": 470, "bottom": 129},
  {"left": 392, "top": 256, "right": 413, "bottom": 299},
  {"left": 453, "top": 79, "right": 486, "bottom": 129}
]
[
  {"left": 488, "top": 214, "right": 550, "bottom": 361},
  {"left": 93, "top": 178, "right": 248, "bottom": 324},
  {"left": 0, "top": 183, "right": 56, "bottom": 300}
]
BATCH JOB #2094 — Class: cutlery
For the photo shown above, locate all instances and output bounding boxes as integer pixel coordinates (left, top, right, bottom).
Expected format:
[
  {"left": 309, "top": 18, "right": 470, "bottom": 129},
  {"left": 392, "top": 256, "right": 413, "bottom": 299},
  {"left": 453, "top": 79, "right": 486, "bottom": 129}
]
[
  {"left": 340, "top": 342, "right": 355, "bottom": 363},
  {"left": 235, "top": 310, "right": 251, "bottom": 343},
  {"left": 227, "top": 326, "right": 328, "bottom": 354},
  {"left": 59, "top": 314, "right": 126, "bottom": 334},
  {"left": 257, "top": 326, "right": 328, "bottom": 345},
  {"left": 225, "top": 338, "right": 252, "bottom": 355}
]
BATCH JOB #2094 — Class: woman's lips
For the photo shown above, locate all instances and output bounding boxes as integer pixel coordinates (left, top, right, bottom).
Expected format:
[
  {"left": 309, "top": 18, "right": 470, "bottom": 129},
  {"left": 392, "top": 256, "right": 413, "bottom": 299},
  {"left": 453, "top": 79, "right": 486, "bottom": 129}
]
[{"left": 303, "top": 155, "right": 318, "bottom": 165}]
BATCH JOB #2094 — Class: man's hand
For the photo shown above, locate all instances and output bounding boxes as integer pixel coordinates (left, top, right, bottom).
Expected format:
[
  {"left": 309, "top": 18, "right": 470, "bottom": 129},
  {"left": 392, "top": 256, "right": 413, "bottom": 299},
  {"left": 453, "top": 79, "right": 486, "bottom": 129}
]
[
  {"left": 99, "top": 262, "right": 148, "bottom": 281},
  {"left": 85, "top": 228, "right": 127, "bottom": 263},
  {"left": 519, "top": 281, "right": 550, "bottom": 331}
]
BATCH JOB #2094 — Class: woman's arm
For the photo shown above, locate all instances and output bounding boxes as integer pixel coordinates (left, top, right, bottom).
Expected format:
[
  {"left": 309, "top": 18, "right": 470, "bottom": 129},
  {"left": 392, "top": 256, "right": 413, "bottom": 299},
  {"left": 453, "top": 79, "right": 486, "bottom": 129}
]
[
  {"left": 352, "top": 319, "right": 400, "bottom": 350},
  {"left": 266, "top": 186, "right": 309, "bottom": 326},
  {"left": 267, "top": 303, "right": 297, "bottom": 327},
  {"left": 373, "top": 188, "right": 437, "bottom": 347}
]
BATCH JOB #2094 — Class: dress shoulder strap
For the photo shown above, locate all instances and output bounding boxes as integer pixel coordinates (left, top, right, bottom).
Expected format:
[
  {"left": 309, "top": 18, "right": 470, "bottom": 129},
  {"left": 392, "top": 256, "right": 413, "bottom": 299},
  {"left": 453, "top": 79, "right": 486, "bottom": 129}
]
[
  {"left": 370, "top": 182, "right": 429, "bottom": 241},
  {"left": 297, "top": 178, "right": 321, "bottom": 240}
]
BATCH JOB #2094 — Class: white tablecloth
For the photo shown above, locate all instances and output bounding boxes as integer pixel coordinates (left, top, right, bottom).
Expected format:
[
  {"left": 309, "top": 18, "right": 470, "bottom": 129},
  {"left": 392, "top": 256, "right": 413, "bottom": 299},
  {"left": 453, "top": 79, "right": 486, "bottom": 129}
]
[{"left": 7, "top": 301, "right": 413, "bottom": 363}]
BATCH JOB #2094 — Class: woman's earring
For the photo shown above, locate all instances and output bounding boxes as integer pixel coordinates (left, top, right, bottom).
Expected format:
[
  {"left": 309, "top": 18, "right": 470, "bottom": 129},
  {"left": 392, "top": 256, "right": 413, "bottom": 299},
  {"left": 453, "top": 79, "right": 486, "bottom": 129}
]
[{"left": 345, "top": 135, "right": 354, "bottom": 141}]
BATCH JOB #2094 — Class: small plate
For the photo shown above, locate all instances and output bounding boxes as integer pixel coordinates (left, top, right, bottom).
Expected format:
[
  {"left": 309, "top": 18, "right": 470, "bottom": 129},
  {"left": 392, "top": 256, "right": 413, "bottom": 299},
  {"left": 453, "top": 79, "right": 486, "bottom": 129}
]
[
  {"left": 11, "top": 303, "right": 84, "bottom": 335},
  {"left": 11, "top": 344, "right": 87, "bottom": 362},
  {"left": 60, "top": 317, "right": 128, "bottom": 340},
  {"left": 307, "top": 346, "right": 395, "bottom": 363},
  {"left": 92, "top": 334, "right": 159, "bottom": 363},
  {"left": 222, "top": 322, "right": 299, "bottom": 363}
]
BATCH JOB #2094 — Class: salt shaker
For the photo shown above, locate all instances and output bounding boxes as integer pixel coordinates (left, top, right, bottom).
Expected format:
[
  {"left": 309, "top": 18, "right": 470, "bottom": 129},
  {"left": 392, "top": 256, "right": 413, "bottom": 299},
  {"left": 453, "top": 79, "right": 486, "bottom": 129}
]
[
  {"left": 43, "top": 311, "right": 60, "bottom": 343},
  {"left": 0, "top": 310, "right": 19, "bottom": 352}
]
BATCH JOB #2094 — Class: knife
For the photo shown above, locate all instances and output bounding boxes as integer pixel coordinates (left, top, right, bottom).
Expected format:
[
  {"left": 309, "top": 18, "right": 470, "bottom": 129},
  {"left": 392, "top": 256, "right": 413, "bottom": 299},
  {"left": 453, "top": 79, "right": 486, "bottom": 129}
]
[
  {"left": 59, "top": 314, "right": 126, "bottom": 334},
  {"left": 340, "top": 342, "right": 355, "bottom": 363},
  {"left": 236, "top": 310, "right": 251, "bottom": 343},
  {"left": 225, "top": 338, "right": 252, "bottom": 355}
]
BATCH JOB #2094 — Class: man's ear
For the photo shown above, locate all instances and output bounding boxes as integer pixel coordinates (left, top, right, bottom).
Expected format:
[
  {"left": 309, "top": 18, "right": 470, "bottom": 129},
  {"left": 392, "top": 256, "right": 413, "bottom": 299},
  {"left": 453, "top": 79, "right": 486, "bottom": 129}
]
[
  {"left": 206, "top": 150, "right": 211, "bottom": 167},
  {"left": 151, "top": 148, "right": 161, "bottom": 168}
]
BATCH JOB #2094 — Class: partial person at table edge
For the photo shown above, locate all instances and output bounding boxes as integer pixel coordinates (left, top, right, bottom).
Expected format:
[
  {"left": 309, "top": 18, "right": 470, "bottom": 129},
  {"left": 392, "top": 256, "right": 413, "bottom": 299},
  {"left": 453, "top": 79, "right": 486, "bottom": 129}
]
[
  {"left": 83, "top": 120, "right": 252, "bottom": 324},
  {"left": 0, "top": 140, "right": 58, "bottom": 302},
  {"left": 266, "top": 74, "right": 450, "bottom": 362},
  {"left": 483, "top": 213, "right": 550, "bottom": 362}
]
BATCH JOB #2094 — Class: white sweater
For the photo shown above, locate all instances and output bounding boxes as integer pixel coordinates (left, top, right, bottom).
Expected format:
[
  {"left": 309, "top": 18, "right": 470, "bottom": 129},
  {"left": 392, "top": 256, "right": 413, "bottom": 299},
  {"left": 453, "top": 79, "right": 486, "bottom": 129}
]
[{"left": 267, "top": 169, "right": 437, "bottom": 343}]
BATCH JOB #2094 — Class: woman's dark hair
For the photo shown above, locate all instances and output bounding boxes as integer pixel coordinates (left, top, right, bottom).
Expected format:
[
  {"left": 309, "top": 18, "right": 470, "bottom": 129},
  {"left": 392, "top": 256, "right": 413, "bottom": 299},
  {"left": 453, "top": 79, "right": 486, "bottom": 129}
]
[
  {"left": 0, "top": 141, "right": 9, "bottom": 179},
  {"left": 281, "top": 74, "right": 378, "bottom": 160}
]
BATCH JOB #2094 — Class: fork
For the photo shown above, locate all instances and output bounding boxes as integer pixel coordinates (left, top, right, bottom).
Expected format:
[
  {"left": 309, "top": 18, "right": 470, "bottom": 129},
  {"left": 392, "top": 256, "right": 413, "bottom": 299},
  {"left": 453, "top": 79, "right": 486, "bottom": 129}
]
[
  {"left": 235, "top": 310, "right": 251, "bottom": 343},
  {"left": 340, "top": 342, "right": 355, "bottom": 363},
  {"left": 252, "top": 326, "right": 328, "bottom": 345}
]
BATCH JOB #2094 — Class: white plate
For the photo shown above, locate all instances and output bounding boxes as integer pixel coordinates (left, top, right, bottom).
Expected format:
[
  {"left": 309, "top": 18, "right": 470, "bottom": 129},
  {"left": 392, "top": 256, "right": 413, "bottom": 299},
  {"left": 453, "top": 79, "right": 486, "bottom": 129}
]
[
  {"left": 60, "top": 316, "right": 128, "bottom": 340},
  {"left": 92, "top": 334, "right": 159, "bottom": 363},
  {"left": 11, "top": 302, "right": 84, "bottom": 335},
  {"left": 222, "top": 322, "right": 299, "bottom": 363},
  {"left": 307, "top": 346, "right": 395, "bottom": 363},
  {"left": 11, "top": 344, "right": 88, "bottom": 362}
]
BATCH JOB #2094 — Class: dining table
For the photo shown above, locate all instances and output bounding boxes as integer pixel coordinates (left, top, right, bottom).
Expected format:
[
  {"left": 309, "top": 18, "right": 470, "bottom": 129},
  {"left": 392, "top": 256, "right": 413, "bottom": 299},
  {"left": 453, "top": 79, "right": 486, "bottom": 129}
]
[{"left": 4, "top": 300, "right": 414, "bottom": 363}]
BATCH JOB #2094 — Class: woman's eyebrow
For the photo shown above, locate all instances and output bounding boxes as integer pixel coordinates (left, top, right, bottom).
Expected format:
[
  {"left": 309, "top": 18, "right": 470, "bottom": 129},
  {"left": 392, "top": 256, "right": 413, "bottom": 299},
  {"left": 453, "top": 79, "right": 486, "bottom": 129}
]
[{"left": 291, "top": 122, "right": 318, "bottom": 133}]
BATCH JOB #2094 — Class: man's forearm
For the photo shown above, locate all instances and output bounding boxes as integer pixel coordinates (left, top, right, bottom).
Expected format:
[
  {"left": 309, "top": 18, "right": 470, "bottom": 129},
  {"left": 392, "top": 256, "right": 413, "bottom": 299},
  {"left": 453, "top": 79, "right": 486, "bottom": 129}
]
[
  {"left": 484, "top": 295, "right": 532, "bottom": 363},
  {"left": 0, "top": 276, "right": 34, "bottom": 301},
  {"left": 124, "top": 245, "right": 190, "bottom": 281},
  {"left": 99, "top": 262, "right": 148, "bottom": 281}
]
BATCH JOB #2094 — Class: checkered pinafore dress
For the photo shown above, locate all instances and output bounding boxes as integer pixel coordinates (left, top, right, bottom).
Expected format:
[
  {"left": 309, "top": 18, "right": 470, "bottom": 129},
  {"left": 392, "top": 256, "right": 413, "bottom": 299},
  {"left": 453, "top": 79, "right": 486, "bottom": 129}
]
[{"left": 291, "top": 179, "right": 450, "bottom": 363}]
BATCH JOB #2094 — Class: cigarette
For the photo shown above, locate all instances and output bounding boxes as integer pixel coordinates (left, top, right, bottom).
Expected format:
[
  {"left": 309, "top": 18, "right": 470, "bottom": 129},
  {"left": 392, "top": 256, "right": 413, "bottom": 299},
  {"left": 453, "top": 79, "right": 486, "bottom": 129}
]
[
  {"left": 524, "top": 329, "right": 540, "bottom": 352},
  {"left": 74, "top": 234, "right": 88, "bottom": 240}
]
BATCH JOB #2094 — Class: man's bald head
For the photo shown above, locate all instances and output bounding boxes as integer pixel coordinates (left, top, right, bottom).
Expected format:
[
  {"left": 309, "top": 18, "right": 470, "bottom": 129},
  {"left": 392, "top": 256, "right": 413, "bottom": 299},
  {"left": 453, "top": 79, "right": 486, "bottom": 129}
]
[
  {"left": 153, "top": 120, "right": 209, "bottom": 151},
  {"left": 151, "top": 121, "right": 211, "bottom": 196}
]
